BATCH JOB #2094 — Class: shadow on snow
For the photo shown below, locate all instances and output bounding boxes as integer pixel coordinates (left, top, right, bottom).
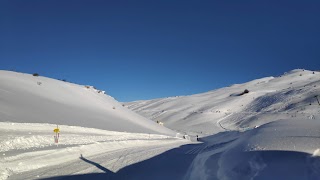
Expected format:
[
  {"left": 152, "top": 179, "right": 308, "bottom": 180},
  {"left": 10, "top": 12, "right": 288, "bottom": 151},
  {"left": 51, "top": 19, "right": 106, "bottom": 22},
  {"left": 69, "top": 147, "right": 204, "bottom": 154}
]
[
  {"left": 41, "top": 132, "right": 239, "bottom": 180},
  {"left": 41, "top": 143, "right": 203, "bottom": 180},
  {"left": 218, "top": 150, "right": 320, "bottom": 180},
  {"left": 40, "top": 131, "right": 320, "bottom": 180}
]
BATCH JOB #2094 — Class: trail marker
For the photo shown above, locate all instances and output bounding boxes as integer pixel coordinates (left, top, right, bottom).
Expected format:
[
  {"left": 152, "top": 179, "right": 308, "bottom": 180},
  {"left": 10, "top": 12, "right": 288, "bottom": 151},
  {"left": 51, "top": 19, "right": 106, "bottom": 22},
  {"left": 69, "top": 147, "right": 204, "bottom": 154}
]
[{"left": 53, "top": 125, "right": 60, "bottom": 143}]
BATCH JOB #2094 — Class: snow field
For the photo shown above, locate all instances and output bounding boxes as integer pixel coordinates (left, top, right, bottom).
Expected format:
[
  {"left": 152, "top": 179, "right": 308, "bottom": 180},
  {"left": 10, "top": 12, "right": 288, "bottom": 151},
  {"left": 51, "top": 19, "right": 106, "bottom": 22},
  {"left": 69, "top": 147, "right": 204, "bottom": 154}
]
[
  {"left": 0, "top": 122, "right": 187, "bottom": 180},
  {"left": 2, "top": 69, "right": 320, "bottom": 179}
]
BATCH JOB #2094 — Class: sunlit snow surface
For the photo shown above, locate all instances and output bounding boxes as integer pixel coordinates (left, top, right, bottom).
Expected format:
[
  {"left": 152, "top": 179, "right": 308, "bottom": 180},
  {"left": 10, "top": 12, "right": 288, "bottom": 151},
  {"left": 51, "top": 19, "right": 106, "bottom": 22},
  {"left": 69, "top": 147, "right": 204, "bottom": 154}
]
[
  {"left": 0, "top": 70, "right": 184, "bottom": 179},
  {"left": 0, "top": 71, "right": 175, "bottom": 135},
  {"left": 126, "top": 69, "right": 320, "bottom": 135},
  {"left": 127, "top": 69, "right": 320, "bottom": 180},
  {"left": 0, "top": 122, "right": 187, "bottom": 180},
  {"left": 1, "top": 69, "right": 320, "bottom": 179}
]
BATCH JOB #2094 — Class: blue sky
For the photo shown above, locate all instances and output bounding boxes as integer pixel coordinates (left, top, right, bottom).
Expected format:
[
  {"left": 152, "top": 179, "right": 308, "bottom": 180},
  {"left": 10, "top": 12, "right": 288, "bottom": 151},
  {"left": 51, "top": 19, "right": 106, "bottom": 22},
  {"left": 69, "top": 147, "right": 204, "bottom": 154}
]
[{"left": 1, "top": 0, "right": 320, "bottom": 102}]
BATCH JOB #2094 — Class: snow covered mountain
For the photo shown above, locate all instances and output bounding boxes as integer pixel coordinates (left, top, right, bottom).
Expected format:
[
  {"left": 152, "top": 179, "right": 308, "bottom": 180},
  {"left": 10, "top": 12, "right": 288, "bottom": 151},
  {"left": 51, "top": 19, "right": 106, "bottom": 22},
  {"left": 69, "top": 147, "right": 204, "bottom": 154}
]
[
  {"left": 125, "top": 69, "right": 320, "bottom": 136},
  {"left": 124, "top": 69, "right": 320, "bottom": 179},
  {"left": 0, "top": 70, "right": 175, "bottom": 136},
  {"left": 0, "top": 70, "right": 189, "bottom": 179},
  {"left": 2, "top": 69, "right": 320, "bottom": 180}
]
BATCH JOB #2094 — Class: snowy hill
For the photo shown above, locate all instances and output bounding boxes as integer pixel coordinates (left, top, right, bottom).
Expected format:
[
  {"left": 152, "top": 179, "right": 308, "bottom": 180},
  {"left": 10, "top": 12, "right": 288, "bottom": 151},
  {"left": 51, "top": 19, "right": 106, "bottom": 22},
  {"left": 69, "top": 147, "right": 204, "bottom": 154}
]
[
  {"left": 0, "top": 71, "right": 190, "bottom": 179},
  {"left": 0, "top": 70, "right": 175, "bottom": 136},
  {"left": 125, "top": 69, "right": 320, "bottom": 136},
  {"left": 2, "top": 69, "right": 320, "bottom": 180},
  {"left": 123, "top": 69, "right": 320, "bottom": 179}
]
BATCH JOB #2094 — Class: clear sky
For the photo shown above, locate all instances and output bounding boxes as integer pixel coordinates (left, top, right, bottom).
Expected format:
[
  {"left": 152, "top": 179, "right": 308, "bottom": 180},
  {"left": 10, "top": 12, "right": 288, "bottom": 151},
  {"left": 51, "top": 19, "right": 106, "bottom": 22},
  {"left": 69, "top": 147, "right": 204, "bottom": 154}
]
[{"left": 1, "top": 0, "right": 320, "bottom": 102}]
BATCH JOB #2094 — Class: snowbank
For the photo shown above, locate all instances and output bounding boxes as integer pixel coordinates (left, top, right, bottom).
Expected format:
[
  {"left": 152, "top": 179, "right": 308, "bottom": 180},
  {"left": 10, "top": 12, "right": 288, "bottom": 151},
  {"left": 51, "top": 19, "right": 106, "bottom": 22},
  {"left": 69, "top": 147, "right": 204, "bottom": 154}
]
[{"left": 186, "top": 119, "right": 320, "bottom": 180}]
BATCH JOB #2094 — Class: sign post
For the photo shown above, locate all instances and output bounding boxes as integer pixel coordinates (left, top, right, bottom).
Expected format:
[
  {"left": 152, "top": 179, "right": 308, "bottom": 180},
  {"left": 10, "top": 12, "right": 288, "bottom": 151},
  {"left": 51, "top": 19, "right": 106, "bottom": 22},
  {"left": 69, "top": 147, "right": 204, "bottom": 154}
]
[{"left": 53, "top": 125, "right": 60, "bottom": 144}]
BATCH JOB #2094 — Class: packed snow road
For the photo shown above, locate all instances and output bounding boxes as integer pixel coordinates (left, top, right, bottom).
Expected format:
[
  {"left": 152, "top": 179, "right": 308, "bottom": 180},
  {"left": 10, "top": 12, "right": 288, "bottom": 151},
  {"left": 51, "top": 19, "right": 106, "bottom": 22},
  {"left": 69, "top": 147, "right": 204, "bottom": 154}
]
[{"left": 0, "top": 122, "right": 198, "bottom": 180}]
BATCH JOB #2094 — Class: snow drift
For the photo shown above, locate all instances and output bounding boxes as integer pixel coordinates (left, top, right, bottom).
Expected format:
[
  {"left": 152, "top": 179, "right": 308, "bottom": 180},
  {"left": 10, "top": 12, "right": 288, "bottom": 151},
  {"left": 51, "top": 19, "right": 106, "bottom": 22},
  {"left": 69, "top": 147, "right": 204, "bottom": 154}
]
[{"left": 186, "top": 119, "right": 320, "bottom": 180}]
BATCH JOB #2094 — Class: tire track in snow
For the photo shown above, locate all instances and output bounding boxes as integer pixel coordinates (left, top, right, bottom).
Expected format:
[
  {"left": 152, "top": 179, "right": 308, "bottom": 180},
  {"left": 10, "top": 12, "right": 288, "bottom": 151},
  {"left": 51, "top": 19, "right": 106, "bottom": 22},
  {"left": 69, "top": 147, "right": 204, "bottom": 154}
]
[
  {"left": 0, "top": 122, "right": 187, "bottom": 180},
  {"left": 8, "top": 141, "right": 186, "bottom": 180}
]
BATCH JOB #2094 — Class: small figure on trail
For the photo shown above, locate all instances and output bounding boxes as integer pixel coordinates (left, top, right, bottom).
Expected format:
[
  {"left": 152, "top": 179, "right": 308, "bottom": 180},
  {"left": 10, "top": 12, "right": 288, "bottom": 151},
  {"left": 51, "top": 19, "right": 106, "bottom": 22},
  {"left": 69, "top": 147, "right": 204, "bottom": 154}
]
[
  {"left": 196, "top": 135, "right": 199, "bottom": 141},
  {"left": 156, "top": 120, "right": 164, "bottom": 126}
]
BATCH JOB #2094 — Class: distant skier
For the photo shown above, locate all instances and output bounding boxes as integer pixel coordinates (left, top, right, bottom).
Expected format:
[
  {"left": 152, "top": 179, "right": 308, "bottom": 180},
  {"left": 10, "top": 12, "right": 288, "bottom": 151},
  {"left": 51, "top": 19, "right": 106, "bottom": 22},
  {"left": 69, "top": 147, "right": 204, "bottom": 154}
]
[{"left": 196, "top": 135, "right": 199, "bottom": 141}]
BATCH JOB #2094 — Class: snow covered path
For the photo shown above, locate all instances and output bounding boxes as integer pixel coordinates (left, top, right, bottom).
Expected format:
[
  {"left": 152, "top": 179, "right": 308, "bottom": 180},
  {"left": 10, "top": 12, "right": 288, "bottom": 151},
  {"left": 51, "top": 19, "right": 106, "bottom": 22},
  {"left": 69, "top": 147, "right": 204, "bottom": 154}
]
[{"left": 0, "top": 122, "right": 195, "bottom": 180}]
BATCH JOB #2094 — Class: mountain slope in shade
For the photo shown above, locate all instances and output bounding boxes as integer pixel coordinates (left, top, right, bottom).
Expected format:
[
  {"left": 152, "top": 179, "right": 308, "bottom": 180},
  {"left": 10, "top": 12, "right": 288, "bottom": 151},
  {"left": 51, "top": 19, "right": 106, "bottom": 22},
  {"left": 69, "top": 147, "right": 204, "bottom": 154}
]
[
  {"left": 125, "top": 69, "right": 320, "bottom": 135},
  {"left": 0, "top": 70, "right": 175, "bottom": 136}
]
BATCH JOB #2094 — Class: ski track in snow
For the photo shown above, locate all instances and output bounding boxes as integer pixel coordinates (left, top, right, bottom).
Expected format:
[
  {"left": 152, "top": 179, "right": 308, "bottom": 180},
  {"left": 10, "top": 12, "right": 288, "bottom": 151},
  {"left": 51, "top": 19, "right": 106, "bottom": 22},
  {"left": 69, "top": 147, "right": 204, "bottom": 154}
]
[
  {"left": 0, "top": 122, "right": 189, "bottom": 180},
  {"left": 9, "top": 142, "right": 185, "bottom": 180},
  {"left": 216, "top": 113, "right": 233, "bottom": 131}
]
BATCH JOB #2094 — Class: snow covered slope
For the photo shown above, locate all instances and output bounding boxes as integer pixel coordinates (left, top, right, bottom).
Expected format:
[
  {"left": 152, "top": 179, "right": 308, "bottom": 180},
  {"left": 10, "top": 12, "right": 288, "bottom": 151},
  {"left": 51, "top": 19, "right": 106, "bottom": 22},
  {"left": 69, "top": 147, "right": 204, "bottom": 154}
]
[
  {"left": 2, "top": 69, "right": 320, "bottom": 180},
  {"left": 0, "top": 70, "right": 175, "bottom": 136},
  {"left": 125, "top": 69, "right": 320, "bottom": 135}
]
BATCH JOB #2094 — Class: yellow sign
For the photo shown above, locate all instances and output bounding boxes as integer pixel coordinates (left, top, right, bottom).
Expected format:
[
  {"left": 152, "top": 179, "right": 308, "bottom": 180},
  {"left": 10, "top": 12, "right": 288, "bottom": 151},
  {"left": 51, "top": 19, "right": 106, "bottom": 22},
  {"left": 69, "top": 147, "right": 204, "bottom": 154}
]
[{"left": 53, "top": 127, "right": 60, "bottom": 133}]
